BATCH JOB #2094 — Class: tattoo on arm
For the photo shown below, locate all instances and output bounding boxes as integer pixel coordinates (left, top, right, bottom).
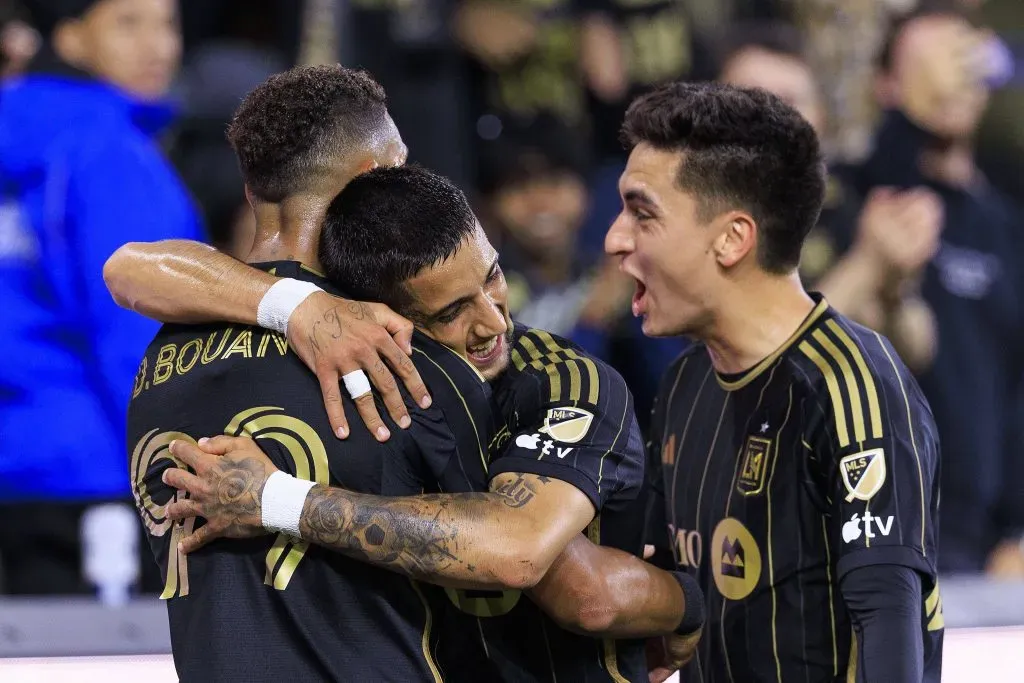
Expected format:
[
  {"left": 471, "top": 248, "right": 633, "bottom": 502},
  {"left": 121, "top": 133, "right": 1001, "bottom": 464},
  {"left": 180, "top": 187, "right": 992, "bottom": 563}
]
[
  {"left": 492, "top": 474, "right": 548, "bottom": 508},
  {"left": 307, "top": 305, "right": 344, "bottom": 360},
  {"left": 297, "top": 474, "right": 551, "bottom": 582},
  {"left": 202, "top": 456, "right": 269, "bottom": 537}
]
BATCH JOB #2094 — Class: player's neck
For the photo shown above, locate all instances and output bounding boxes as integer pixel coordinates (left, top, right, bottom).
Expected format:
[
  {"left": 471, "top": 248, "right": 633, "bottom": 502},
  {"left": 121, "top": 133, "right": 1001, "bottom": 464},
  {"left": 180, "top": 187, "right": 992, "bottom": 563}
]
[
  {"left": 246, "top": 198, "right": 325, "bottom": 270},
  {"left": 703, "top": 273, "right": 816, "bottom": 375}
]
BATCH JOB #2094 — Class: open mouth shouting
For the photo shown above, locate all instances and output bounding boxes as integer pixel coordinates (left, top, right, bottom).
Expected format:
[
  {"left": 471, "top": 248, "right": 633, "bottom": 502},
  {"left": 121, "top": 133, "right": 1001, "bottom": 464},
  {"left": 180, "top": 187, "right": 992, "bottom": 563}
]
[{"left": 632, "top": 278, "right": 649, "bottom": 318}]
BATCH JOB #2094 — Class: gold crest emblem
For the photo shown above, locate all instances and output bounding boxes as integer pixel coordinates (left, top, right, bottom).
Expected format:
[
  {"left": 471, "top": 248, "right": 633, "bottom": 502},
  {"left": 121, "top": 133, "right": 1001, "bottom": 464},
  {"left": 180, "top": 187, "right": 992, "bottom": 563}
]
[
  {"left": 839, "top": 448, "right": 887, "bottom": 502},
  {"left": 539, "top": 407, "right": 594, "bottom": 444},
  {"left": 737, "top": 436, "right": 771, "bottom": 496}
]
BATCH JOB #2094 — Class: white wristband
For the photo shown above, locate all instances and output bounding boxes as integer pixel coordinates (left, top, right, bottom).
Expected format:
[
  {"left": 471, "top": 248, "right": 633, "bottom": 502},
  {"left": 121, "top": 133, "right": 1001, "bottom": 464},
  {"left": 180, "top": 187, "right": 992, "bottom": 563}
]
[
  {"left": 256, "top": 278, "right": 323, "bottom": 335},
  {"left": 261, "top": 471, "right": 317, "bottom": 537}
]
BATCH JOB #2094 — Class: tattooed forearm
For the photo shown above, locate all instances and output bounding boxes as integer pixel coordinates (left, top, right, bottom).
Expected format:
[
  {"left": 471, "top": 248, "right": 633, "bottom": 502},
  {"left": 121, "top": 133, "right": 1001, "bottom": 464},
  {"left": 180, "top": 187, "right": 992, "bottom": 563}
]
[
  {"left": 296, "top": 474, "right": 553, "bottom": 587},
  {"left": 202, "top": 456, "right": 268, "bottom": 537}
]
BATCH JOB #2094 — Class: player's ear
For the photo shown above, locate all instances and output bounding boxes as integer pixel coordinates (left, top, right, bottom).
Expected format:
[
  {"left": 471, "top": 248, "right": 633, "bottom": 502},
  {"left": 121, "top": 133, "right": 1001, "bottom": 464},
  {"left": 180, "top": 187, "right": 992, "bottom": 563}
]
[
  {"left": 713, "top": 213, "right": 756, "bottom": 268},
  {"left": 244, "top": 184, "right": 256, "bottom": 209}
]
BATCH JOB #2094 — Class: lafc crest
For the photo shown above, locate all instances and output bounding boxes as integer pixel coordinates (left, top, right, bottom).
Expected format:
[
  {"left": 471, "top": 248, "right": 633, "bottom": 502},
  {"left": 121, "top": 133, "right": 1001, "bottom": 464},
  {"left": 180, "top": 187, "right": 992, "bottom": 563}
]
[
  {"left": 539, "top": 407, "right": 594, "bottom": 444},
  {"left": 737, "top": 436, "right": 771, "bottom": 496},
  {"left": 839, "top": 449, "right": 887, "bottom": 502}
]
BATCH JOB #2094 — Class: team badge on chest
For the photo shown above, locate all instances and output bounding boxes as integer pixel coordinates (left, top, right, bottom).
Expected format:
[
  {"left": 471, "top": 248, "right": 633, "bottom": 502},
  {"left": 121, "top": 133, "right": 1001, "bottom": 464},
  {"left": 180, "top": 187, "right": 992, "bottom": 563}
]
[{"left": 737, "top": 436, "right": 771, "bottom": 496}]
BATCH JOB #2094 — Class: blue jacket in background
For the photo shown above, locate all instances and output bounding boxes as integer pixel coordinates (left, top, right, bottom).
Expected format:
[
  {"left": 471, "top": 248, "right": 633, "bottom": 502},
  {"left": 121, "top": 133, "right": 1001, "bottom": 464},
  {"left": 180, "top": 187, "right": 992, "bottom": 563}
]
[{"left": 0, "top": 69, "right": 204, "bottom": 501}]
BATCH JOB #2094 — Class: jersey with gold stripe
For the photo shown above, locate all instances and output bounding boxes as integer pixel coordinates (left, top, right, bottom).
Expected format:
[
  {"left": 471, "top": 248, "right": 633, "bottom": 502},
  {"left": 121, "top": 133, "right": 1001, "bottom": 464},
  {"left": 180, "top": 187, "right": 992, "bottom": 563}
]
[
  {"left": 406, "top": 324, "right": 648, "bottom": 682},
  {"left": 127, "top": 262, "right": 450, "bottom": 683},
  {"left": 480, "top": 325, "right": 649, "bottom": 683},
  {"left": 648, "top": 295, "right": 943, "bottom": 683}
]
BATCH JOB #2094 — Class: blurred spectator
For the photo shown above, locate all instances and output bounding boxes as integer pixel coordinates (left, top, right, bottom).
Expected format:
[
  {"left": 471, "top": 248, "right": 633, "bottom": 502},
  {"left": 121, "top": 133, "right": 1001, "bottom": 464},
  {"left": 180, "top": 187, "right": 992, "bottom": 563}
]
[
  {"left": 455, "top": 0, "right": 584, "bottom": 132},
  {"left": 172, "top": 0, "right": 284, "bottom": 258},
  {"left": 479, "top": 115, "right": 601, "bottom": 333},
  {"left": 479, "top": 115, "right": 684, "bottom": 430},
  {"left": 175, "top": 138, "right": 253, "bottom": 257},
  {"left": 0, "top": 0, "right": 202, "bottom": 596},
  {"left": 578, "top": 0, "right": 709, "bottom": 165},
  {"left": 850, "top": 6, "right": 1024, "bottom": 574},
  {"left": 576, "top": 0, "right": 712, "bottom": 257},
  {"left": 0, "top": 0, "right": 39, "bottom": 77},
  {"left": 975, "top": 0, "right": 1024, "bottom": 199},
  {"left": 717, "top": 21, "right": 941, "bottom": 375}
]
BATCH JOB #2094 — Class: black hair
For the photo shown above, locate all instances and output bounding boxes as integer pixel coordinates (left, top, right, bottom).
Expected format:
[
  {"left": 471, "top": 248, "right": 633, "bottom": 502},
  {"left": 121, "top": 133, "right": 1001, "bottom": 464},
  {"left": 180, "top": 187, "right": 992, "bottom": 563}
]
[
  {"left": 226, "top": 65, "right": 388, "bottom": 203},
  {"left": 877, "top": 0, "right": 968, "bottom": 74},
  {"left": 715, "top": 21, "right": 807, "bottom": 79},
  {"left": 319, "top": 166, "right": 477, "bottom": 321},
  {"left": 20, "top": 0, "right": 95, "bottom": 37},
  {"left": 621, "top": 81, "right": 826, "bottom": 274},
  {"left": 476, "top": 114, "right": 590, "bottom": 196}
]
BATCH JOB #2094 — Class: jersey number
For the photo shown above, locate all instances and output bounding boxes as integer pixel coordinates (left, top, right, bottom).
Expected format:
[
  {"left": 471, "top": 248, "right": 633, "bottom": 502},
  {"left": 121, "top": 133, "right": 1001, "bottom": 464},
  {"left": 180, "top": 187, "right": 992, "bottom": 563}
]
[{"left": 131, "top": 407, "right": 329, "bottom": 598}]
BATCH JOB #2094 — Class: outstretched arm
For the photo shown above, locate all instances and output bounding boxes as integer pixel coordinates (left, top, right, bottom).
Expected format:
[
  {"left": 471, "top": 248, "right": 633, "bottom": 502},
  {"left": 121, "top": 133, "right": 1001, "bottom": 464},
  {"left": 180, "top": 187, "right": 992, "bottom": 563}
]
[
  {"left": 165, "top": 436, "right": 595, "bottom": 590},
  {"left": 103, "top": 239, "right": 430, "bottom": 440},
  {"left": 164, "top": 436, "right": 705, "bottom": 642}
]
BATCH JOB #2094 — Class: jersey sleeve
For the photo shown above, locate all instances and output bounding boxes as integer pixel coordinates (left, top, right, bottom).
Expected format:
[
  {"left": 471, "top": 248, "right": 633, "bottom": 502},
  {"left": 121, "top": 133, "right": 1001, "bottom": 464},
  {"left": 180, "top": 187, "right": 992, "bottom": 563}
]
[
  {"left": 405, "top": 341, "right": 496, "bottom": 494},
  {"left": 803, "top": 328, "right": 941, "bottom": 581},
  {"left": 488, "top": 359, "right": 645, "bottom": 512}
]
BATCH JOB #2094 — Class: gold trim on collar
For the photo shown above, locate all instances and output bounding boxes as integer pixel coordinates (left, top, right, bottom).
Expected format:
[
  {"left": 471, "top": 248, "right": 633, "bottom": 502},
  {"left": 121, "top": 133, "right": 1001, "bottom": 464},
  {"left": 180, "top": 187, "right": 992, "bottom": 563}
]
[{"left": 715, "top": 298, "right": 829, "bottom": 391}]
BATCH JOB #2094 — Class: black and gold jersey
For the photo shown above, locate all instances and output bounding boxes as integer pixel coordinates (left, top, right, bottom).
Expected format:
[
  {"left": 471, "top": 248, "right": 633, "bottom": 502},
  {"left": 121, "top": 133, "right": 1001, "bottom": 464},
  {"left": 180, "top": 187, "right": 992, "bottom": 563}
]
[
  {"left": 416, "top": 325, "right": 649, "bottom": 683},
  {"left": 127, "top": 262, "right": 455, "bottom": 683},
  {"left": 648, "top": 295, "right": 943, "bottom": 683}
]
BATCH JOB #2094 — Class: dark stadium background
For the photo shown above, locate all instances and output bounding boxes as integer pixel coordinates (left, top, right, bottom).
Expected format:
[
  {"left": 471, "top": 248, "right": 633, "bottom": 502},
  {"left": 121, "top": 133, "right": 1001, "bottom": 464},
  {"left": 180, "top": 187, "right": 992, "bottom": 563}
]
[{"left": 1, "top": 0, "right": 1022, "bottom": 679}]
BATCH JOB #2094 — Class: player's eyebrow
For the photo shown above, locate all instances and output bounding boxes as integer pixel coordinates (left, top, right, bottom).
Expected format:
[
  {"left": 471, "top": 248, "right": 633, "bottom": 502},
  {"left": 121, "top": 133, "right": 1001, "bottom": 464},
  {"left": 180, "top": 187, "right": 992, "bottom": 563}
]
[
  {"left": 427, "top": 257, "right": 500, "bottom": 322},
  {"left": 623, "top": 188, "right": 659, "bottom": 211}
]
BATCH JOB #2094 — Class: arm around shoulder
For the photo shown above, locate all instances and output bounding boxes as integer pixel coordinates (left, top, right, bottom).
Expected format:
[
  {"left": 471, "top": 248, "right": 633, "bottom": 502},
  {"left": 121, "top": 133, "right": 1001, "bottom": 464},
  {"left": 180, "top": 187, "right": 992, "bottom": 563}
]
[{"left": 103, "top": 239, "right": 275, "bottom": 324}]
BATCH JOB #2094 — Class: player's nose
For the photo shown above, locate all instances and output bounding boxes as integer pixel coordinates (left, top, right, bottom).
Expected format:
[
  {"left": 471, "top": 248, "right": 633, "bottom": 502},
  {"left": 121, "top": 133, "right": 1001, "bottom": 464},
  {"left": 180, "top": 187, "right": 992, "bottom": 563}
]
[
  {"left": 605, "top": 214, "right": 634, "bottom": 256},
  {"left": 471, "top": 297, "right": 508, "bottom": 340}
]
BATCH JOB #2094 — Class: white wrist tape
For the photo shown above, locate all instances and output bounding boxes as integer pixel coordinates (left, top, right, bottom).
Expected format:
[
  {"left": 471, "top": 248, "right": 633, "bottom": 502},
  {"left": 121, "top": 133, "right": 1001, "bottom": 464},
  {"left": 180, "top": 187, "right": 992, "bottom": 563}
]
[
  {"left": 261, "top": 471, "right": 317, "bottom": 537},
  {"left": 256, "top": 279, "right": 323, "bottom": 335},
  {"left": 342, "top": 369, "right": 372, "bottom": 399}
]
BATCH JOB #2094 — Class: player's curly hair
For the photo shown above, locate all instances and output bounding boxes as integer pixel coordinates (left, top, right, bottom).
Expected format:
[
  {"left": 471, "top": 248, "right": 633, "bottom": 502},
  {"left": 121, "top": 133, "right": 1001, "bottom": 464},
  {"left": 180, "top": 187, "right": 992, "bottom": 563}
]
[
  {"left": 621, "top": 81, "right": 825, "bottom": 274},
  {"left": 319, "top": 166, "right": 477, "bottom": 321},
  {"left": 227, "top": 65, "right": 388, "bottom": 202}
]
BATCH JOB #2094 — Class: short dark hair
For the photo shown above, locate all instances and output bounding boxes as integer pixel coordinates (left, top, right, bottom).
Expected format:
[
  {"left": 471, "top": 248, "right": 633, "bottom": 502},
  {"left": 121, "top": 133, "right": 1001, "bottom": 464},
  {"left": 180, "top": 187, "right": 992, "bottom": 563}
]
[
  {"left": 715, "top": 21, "right": 806, "bottom": 79},
  {"left": 319, "top": 166, "right": 477, "bottom": 320},
  {"left": 621, "top": 81, "right": 826, "bottom": 273},
  {"left": 227, "top": 65, "right": 388, "bottom": 202}
]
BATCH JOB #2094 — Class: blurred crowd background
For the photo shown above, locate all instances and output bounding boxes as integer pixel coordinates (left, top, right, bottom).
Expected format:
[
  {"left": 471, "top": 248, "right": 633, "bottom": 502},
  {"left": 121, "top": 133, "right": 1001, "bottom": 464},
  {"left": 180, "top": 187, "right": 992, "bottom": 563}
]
[{"left": 1, "top": 0, "right": 1024, "bottom": 622}]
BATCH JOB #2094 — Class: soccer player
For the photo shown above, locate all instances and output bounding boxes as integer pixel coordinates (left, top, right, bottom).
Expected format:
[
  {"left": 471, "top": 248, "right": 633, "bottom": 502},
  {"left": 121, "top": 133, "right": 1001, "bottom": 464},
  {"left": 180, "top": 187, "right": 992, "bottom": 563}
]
[
  {"left": 127, "top": 164, "right": 703, "bottom": 683},
  {"left": 605, "top": 81, "right": 942, "bottom": 682},
  {"left": 113, "top": 68, "right": 702, "bottom": 681}
]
